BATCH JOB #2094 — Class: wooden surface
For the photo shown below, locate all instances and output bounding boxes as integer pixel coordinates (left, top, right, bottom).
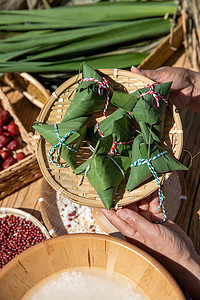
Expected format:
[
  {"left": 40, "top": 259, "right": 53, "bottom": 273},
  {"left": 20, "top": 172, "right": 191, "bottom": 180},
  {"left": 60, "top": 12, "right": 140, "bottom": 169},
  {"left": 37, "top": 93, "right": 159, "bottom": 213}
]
[
  {"left": 0, "top": 234, "right": 185, "bottom": 300},
  {"left": 1, "top": 50, "right": 200, "bottom": 257}
]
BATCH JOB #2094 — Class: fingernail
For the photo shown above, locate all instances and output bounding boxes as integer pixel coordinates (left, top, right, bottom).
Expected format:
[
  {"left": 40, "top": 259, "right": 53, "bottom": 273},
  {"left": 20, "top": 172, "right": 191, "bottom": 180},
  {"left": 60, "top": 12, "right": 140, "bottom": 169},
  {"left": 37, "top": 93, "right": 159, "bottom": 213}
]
[
  {"left": 131, "top": 66, "right": 137, "bottom": 71},
  {"left": 117, "top": 209, "right": 130, "bottom": 220}
]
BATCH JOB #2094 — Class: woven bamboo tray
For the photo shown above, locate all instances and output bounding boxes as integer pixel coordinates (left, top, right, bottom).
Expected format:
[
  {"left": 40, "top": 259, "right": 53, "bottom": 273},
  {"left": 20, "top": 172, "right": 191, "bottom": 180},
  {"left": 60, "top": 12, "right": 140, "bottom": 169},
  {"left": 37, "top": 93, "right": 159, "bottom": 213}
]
[
  {"left": 38, "top": 171, "right": 186, "bottom": 237},
  {"left": 35, "top": 69, "right": 184, "bottom": 208},
  {"left": 92, "top": 171, "right": 187, "bottom": 234},
  {"left": 0, "top": 73, "right": 50, "bottom": 199},
  {"left": 0, "top": 207, "right": 51, "bottom": 239}
]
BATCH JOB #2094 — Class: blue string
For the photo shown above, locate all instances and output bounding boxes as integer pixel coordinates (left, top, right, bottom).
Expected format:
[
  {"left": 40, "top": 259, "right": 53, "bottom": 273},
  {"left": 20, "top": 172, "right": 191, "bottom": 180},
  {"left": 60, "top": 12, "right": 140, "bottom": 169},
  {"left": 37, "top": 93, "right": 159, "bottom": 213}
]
[
  {"left": 48, "top": 123, "right": 77, "bottom": 168},
  {"left": 130, "top": 151, "right": 168, "bottom": 223}
]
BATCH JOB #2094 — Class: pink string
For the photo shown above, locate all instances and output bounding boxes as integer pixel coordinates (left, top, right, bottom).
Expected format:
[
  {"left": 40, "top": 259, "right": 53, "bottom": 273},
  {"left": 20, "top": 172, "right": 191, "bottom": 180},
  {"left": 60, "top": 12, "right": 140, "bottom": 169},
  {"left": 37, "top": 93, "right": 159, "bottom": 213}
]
[
  {"left": 96, "top": 123, "right": 104, "bottom": 137},
  {"left": 82, "top": 77, "right": 131, "bottom": 155},
  {"left": 95, "top": 124, "right": 131, "bottom": 155},
  {"left": 139, "top": 83, "right": 168, "bottom": 108},
  {"left": 80, "top": 77, "right": 110, "bottom": 117},
  {"left": 110, "top": 140, "right": 132, "bottom": 155}
]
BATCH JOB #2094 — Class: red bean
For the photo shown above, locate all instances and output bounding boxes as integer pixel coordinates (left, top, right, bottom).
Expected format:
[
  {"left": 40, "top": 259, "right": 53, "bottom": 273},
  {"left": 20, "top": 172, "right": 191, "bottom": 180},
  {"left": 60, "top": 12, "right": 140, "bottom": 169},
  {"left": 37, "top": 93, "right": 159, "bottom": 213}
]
[{"left": 0, "top": 215, "right": 46, "bottom": 269}]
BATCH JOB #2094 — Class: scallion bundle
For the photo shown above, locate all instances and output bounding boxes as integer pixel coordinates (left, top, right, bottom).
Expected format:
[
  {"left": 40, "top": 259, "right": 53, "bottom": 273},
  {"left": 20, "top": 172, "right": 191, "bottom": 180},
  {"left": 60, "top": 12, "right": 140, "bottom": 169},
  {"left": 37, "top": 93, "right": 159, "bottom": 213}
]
[{"left": 0, "top": 1, "right": 178, "bottom": 74}]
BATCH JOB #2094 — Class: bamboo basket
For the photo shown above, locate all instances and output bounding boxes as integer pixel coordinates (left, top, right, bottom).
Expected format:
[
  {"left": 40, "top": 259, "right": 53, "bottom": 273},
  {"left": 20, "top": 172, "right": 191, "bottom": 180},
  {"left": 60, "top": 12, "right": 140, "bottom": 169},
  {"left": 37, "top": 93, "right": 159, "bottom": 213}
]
[
  {"left": 91, "top": 171, "right": 187, "bottom": 234},
  {"left": 35, "top": 69, "right": 184, "bottom": 208},
  {"left": 0, "top": 73, "right": 50, "bottom": 199},
  {"left": 0, "top": 207, "right": 51, "bottom": 239},
  {"left": 138, "top": 13, "right": 184, "bottom": 70},
  {"left": 38, "top": 170, "right": 186, "bottom": 237},
  {"left": 0, "top": 234, "right": 184, "bottom": 300},
  {"left": 2, "top": 72, "right": 49, "bottom": 109}
]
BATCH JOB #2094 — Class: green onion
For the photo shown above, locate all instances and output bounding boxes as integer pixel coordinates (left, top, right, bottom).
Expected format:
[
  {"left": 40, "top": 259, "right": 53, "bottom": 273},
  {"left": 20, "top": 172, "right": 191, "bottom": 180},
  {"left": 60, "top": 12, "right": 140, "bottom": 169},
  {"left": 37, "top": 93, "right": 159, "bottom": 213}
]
[{"left": 0, "top": 1, "right": 178, "bottom": 74}]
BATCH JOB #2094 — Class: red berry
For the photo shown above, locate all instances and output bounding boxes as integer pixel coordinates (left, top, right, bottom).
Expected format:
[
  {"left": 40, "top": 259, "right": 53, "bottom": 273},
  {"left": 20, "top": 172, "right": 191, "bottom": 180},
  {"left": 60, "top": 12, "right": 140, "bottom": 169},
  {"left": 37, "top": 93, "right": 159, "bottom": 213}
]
[
  {"left": 16, "top": 152, "right": 26, "bottom": 162},
  {"left": 0, "top": 134, "right": 10, "bottom": 148},
  {"left": 0, "top": 127, "right": 3, "bottom": 135},
  {"left": 0, "top": 149, "right": 9, "bottom": 160},
  {"left": 3, "top": 156, "right": 16, "bottom": 169},
  {"left": 0, "top": 110, "right": 12, "bottom": 127},
  {"left": 3, "top": 122, "right": 20, "bottom": 136},
  {"left": 6, "top": 139, "right": 18, "bottom": 151}
]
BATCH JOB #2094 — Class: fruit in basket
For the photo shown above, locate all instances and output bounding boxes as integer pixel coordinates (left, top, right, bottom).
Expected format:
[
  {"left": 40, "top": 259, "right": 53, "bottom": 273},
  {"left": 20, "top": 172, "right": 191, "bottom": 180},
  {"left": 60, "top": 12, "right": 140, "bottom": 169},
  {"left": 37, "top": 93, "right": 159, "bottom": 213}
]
[
  {"left": 0, "top": 110, "right": 12, "bottom": 127},
  {"left": 0, "top": 109, "right": 27, "bottom": 170},
  {"left": 3, "top": 122, "right": 20, "bottom": 136},
  {"left": 0, "top": 134, "right": 10, "bottom": 148},
  {"left": 0, "top": 150, "right": 9, "bottom": 160},
  {"left": 3, "top": 156, "right": 16, "bottom": 169},
  {"left": 6, "top": 139, "right": 18, "bottom": 151},
  {"left": 16, "top": 152, "right": 26, "bottom": 162}
]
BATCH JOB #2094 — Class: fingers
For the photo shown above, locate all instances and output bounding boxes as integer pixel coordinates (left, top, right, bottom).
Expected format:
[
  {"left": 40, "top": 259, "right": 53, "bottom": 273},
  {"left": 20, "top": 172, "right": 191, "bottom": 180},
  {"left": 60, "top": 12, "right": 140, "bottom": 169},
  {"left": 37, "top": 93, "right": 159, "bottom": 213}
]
[
  {"left": 100, "top": 208, "right": 138, "bottom": 238},
  {"left": 149, "top": 191, "right": 162, "bottom": 214},
  {"left": 101, "top": 207, "right": 157, "bottom": 243},
  {"left": 131, "top": 66, "right": 175, "bottom": 84},
  {"left": 137, "top": 197, "right": 149, "bottom": 212},
  {"left": 131, "top": 66, "right": 143, "bottom": 74},
  {"left": 117, "top": 209, "right": 157, "bottom": 239}
]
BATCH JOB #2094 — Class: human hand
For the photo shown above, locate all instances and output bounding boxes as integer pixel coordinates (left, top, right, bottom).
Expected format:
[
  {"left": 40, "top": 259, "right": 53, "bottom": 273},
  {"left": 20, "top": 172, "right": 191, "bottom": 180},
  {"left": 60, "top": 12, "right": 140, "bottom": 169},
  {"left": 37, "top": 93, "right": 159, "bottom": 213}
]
[
  {"left": 101, "top": 192, "right": 200, "bottom": 299},
  {"left": 131, "top": 66, "right": 200, "bottom": 113}
]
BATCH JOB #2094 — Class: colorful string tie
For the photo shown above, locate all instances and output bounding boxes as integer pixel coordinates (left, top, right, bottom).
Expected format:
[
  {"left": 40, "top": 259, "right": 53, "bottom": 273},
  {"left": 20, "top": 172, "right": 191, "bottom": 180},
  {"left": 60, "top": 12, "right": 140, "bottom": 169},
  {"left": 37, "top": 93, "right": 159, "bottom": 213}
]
[
  {"left": 130, "top": 150, "right": 168, "bottom": 223},
  {"left": 96, "top": 124, "right": 131, "bottom": 155},
  {"left": 81, "top": 77, "right": 131, "bottom": 155},
  {"left": 80, "top": 77, "right": 110, "bottom": 117},
  {"left": 48, "top": 123, "right": 77, "bottom": 168},
  {"left": 139, "top": 83, "right": 168, "bottom": 108},
  {"left": 110, "top": 139, "right": 132, "bottom": 155}
]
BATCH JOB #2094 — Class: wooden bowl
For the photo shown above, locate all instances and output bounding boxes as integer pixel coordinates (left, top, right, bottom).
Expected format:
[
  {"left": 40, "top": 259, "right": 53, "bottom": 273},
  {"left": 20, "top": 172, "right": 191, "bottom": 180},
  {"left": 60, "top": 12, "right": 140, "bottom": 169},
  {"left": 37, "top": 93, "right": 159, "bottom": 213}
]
[
  {"left": 35, "top": 69, "right": 183, "bottom": 208},
  {"left": 0, "top": 234, "right": 184, "bottom": 300}
]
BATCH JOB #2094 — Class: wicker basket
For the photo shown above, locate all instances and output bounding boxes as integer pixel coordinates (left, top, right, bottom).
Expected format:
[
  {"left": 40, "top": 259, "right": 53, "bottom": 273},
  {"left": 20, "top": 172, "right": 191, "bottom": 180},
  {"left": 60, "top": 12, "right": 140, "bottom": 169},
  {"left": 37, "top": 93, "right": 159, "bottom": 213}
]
[
  {"left": 0, "top": 206, "right": 51, "bottom": 239},
  {"left": 2, "top": 72, "right": 49, "bottom": 109},
  {"left": 35, "top": 69, "right": 184, "bottom": 208},
  {"left": 138, "top": 14, "right": 184, "bottom": 70},
  {"left": 0, "top": 73, "right": 50, "bottom": 199}
]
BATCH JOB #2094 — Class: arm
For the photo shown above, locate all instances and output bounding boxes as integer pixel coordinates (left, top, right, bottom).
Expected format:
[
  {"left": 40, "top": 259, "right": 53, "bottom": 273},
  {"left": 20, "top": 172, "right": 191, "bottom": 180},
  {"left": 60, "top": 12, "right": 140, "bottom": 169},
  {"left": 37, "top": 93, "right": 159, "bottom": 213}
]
[
  {"left": 101, "top": 193, "right": 200, "bottom": 299},
  {"left": 131, "top": 66, "right": 200, "bottom": 113}
]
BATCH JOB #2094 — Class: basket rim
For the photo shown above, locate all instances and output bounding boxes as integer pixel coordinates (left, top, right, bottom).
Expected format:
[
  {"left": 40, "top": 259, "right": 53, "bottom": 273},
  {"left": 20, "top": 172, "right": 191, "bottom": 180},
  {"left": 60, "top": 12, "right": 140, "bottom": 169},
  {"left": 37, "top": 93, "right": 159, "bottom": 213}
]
[
  {"left": 35, "top": 69, "right": 184, "bottom": 208},
  {"left": 0, "top": 207, "right": 51, "bottom": 239}
]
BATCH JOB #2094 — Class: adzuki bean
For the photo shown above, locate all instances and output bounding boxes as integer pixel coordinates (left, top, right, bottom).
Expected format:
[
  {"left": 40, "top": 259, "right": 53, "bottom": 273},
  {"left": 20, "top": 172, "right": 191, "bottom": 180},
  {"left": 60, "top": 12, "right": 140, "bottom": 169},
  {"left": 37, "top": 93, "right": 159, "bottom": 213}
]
[{"left": 0, "top": 215, "right": 46, "bottom": 269}]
